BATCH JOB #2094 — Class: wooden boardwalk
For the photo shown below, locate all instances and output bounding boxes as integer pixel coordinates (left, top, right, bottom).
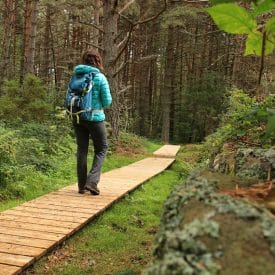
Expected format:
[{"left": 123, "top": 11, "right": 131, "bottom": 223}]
[{"left": 0, "top": 145, "right": 180, "bottom": 274}]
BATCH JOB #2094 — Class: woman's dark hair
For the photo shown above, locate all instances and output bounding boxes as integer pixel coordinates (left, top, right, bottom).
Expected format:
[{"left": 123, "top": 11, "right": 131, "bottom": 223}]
[{"left": 82, "top": 49, "right": 104, "bottom": 71}]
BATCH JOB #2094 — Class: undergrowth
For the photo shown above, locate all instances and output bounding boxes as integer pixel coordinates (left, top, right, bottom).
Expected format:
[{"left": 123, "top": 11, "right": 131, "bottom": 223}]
[
  {"left": 201, "top": 89, "right": 275, "bottom": 162},
  {"left": 0, "top": 121, "right": 160, "bottom": 210}
]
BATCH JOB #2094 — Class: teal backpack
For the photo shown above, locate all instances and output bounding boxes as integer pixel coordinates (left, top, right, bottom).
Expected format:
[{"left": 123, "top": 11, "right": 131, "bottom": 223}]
[{"left": 65, "top": 66, "right": 95, "bottom": 122}]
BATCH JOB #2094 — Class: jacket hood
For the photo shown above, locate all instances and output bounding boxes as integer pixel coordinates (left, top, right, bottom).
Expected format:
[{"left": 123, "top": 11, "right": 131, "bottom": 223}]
[{"left": 74, "top": 65, "right": 100, "bottom": 75}]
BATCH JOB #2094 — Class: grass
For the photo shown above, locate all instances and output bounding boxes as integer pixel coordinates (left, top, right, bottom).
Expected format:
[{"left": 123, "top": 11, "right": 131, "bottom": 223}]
[{"left": 26, "top": 145, "right": 201, "bottom": 275}]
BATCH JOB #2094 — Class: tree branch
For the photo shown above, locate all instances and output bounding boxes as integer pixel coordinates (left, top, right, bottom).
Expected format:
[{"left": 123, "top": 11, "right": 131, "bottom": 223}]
[
  {"left": 83, "top": 41, "right": 104, "bottom": 51},
  {"left": 135, "top": 54, "right": 158, "bottom": 63},
  {"left": 113, "top": 25, "right": 133, "bottom": 65},
  {"left": 113, "top": 60, "right": 130, "bottom": 77},
  {"left": 118, "top": 85, "right": 132, "bottom": 95},
  {"left": 133, "top": 0, "right": 167, "bottom": 26},
  {"left": 113, "top": 0, "right": 167, "bottom": 64},
  {"left": 77, "top": 19, "right": 104, "bottom": 33},
  {"left": 118, "top": 0, "right": 136, "bottom": 15}
]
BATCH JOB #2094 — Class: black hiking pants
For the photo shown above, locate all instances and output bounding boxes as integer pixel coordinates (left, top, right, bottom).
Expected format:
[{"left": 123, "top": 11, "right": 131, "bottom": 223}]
[{"left": 73, "top": 120, "right": 108, "bottom": 190}]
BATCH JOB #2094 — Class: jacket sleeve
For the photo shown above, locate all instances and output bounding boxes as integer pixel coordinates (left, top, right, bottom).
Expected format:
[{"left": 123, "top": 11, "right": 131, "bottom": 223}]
[{"left": 100, "top": 74, "right": 112, "bottom": 108}]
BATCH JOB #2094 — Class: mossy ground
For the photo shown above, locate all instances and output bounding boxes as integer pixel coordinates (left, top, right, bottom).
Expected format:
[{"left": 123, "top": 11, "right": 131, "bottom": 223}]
[{"left": 146, "top": 171, "right": 275, "bottom": 275}]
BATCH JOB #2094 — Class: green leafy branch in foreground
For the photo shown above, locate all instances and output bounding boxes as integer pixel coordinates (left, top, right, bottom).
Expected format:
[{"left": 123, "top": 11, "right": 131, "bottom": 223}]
[
  {"left": 208, "top": 0, "right": 275, "bottom": 56},
  {"left": 207, "top": 1, "right": 275, "bottom": 137}
]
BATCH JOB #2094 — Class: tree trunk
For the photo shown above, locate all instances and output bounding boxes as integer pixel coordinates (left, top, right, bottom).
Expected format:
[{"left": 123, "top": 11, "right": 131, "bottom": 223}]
[
  {"left": 102, "top": 0, "right": 120, "bottom": 138},
  {"left": 161, "top": 25, "right": 176, "bottom": 143},
  {"left": 21, "top": 0, "right": 39, "bottom": 79},
  {"left": 0, "top": 0, "right": 17, "bottom": 82},
  {"left": 42, "top": 3, "right": 51, "bottom": 82}
]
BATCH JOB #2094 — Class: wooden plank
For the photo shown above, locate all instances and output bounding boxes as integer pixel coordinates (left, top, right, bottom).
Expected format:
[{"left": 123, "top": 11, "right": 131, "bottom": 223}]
[
  {"left": 0, "top": 263, "right": 20, "bottom": 275},
  {"left": 153, "top": 145, "right": 180, "bottom": 158},
  {"left": 0, "top": 227, "right": 64, "bottom": 241},
  {"left": 55, "top": 189, "right": 128, "bottom": 198},
  {"left": 0, "top": 252, "right": 33, "bottom": 267},
  {"left": 0, "top": 220, "right": 71, "bottom": 234},
  {"left": 8, "top": 206, "right": 94, "bottom": 219},
  {"left": 28, "top": 197, "right": 114, "bottom": 209},
  {"left": 21, "top": 202, "right": 103, "bottom": 213},
  {"left": 23, "top": 200, "right": 105, "bottom": 211},
  {"left": 41, "top": 193, "right": 116, "bottom": 203},
  {"left": 0, "top": 214, "right": 80, "bottom": 229},
  {"left": 0, "top": 242, "right": 44, "bottom": 257},
  {"left": 3, "top": 209, "right": 88, "bottom": 223},
  {"left": 0, "top": 234, "right": 55, "bottom": 249},
  {"left": 49, "top": 190, "right": 120, "bottom": 199},
  {"left": 45, "top": 193, "right": 122, "bottom": 203}
]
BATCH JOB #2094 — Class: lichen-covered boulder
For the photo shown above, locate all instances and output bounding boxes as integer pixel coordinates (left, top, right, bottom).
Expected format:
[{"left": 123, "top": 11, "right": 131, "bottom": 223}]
[
  {"left": 144, "top": 171, "right": 275, "bottom": 275},
  {"left": 213, "top": 145, "right": 274, "bottom": 180}
]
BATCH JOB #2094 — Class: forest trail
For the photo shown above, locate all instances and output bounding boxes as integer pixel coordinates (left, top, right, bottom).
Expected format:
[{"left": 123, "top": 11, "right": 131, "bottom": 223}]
[{"left": 0, "top": 145, "right": 180, "bottom": 275}]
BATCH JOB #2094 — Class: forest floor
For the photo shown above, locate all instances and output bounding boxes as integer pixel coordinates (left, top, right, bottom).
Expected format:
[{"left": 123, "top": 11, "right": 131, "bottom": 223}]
[{"left": 23, "top": 145, "right": 200, "bottom": 275}]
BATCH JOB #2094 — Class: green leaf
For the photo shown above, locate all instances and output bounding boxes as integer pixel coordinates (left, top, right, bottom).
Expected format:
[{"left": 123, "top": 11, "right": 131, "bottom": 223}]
[
  {"left": 207, "top": 4, "right": 257, "bottom": 34},
  {"left": 210, "top": 0, "right": 236, "bottom": 4},
  {"left": 266, "top": 115, "right": 275, "bottom": 137},
  {"left": 256, "top": 109, "right": 269, "bottom": 118},
  {"left": 267, "top": 108, "right": 275, "bottom": 115},
  {"left": 245, "top": 31, "right": 274, "bottom": 56},
  {"left": 245, "top": 32, "right": 262, "bottom": 55},
  {"left": 266, "top": 17, "right": 275, "bottom": 44},
  {"left": 252, "top": 0, "right": 275, "bottom": 17}
]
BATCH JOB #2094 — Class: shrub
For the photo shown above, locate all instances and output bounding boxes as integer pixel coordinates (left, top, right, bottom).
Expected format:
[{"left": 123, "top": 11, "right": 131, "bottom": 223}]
[
  {"left": 0, "top": 74, "right": 52, "bottom": 122},
  {"left": 202, "top": 89, "right": 274, "bottom": 160}
]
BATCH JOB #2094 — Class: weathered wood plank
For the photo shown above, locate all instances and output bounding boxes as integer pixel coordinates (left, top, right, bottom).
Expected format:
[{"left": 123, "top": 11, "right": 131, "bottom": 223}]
[
  {"left": 3, "top": 209, "right": 88, "bottom": 223},
  {"left": 0, "top": 263, "right": 20, "bottom": 275},
  {"left": 23, "top": 200, "right": 104, "bottom": 211},
  {"left": 0, "top": 227, "right": 64, "bottom": 241},
  {"left": 0, "top": 234, "right": 55, "bottom": 248},
  {"left": 0, "top": 220, "right": 71, "bottom": 234},
  {"left": 28, "top": 197, "right": 113, "bottom": 209},
  {"left": 0, "top": 214, "right": 80, "bottom": 228},
  {"left": 6, "top": 206, "right": 93, "bottom": 219},
  {"left": 49, "top": 190, "right": 121, "bottom": 199},
  {"left": 153, "top": 145, "right": 180, "bottom": 158},
  {"left": 0, "top": 242, "right": 44, "bottom": 257},
  {"left": 21, "top": 202, "right": 103, "bottom": 213},
  {"left": 0, "top": 252, "right": 33, "bottom": 267}
]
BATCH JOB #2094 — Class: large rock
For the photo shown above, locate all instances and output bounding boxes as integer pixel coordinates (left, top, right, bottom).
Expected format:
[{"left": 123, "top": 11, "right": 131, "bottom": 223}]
[
  {"left": 144, "top": 171, "right": 275, "bottom": 275},
  {"left": 213, "top": 145, "right": 275, "bottom": 180}
]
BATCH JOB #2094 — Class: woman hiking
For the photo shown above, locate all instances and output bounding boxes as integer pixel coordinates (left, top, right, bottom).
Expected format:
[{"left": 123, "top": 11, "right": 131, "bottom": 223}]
[{"left": 72, "top": 49, "right": 112, "bottom": 195}]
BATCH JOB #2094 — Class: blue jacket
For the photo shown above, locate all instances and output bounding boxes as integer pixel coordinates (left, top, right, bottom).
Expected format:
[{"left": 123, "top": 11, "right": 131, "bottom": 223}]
[{"left": 74, "top": 65, "right": 112, "bottom": 122}]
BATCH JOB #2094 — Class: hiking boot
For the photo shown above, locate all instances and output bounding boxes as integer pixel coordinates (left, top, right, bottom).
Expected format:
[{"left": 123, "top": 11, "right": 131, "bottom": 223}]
[
  {"left": 85, "top": 182, "right": 100, "bottom": 195},
  {"left": 78, "top": 189, "right": 86, "bottom": 194}
]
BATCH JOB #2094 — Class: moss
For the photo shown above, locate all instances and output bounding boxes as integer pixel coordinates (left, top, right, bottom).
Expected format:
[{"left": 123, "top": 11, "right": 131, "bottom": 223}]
[{"left": 145, "top": 171, "right": 275, "bottom": 275}]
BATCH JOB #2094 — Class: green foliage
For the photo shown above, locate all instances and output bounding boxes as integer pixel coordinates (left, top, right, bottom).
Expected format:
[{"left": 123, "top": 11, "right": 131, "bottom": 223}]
[
  {"left": 0, "top": 74, "right": 52, "bottom": 122},
  {"left": 160, "top": 5, "right": 198, "bottom": 29},
  {"left": 202, "top": 89, "right": 274, "bottom": 160},
  {"left": 252, "top": 0, "right": 275, "bottom": 16},
  {"left": 207, "top": 1, "right": 275, "bottom": 56},
  {"left": 0, "top": 121, "right": 74, "bottom": 200},
  {"left": 110, "top": 131, "right": 161, "bottom": 155},
  {"left": 0, "top": 127, "right": 18, "bottom": 190},
  {"left": 207, "top": 4, "right": 257, "bottom": 34},
  {"left": 173, "top": 72, "right": 228, "bottom": 143}
]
